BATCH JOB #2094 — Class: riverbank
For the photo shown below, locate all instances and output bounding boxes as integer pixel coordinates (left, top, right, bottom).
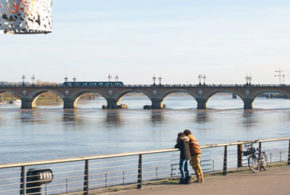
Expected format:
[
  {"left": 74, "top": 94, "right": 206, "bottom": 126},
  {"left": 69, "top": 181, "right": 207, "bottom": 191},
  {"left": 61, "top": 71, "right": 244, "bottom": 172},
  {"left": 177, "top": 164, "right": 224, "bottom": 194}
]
[{"left": 103, "top": 165, "right": 290, "bottom": 195}]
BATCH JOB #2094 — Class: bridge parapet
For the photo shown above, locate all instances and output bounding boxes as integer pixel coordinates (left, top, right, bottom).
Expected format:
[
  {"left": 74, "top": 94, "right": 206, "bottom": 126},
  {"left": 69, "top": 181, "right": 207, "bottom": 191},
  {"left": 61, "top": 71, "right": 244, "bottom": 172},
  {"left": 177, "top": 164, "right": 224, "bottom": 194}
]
[{"left": 0, "top": 84, "right": 290, "bottom": 88}]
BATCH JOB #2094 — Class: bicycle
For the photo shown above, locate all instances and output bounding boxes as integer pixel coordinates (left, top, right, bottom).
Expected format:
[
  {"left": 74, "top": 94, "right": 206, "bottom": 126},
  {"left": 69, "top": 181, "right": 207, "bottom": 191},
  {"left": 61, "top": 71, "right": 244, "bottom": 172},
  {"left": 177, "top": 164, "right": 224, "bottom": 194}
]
[{"left": 243, "top": 143, "right": 268, "bottom": 173}]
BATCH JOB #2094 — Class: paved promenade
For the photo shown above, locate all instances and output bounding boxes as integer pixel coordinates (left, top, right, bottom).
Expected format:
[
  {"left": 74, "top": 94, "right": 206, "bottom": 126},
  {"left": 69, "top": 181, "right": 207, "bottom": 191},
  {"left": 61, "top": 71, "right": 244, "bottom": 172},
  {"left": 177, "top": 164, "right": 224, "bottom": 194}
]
[{"left": 106, "top": 166, "right": 290, "bottom": 195}]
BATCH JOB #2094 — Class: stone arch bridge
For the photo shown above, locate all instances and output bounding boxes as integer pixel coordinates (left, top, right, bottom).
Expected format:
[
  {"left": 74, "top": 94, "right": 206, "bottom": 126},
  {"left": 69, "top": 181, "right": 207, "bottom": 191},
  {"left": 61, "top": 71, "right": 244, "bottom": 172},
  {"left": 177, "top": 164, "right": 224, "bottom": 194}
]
[{"left": 0, "top": 84, "right": 289, "bottom": 109}]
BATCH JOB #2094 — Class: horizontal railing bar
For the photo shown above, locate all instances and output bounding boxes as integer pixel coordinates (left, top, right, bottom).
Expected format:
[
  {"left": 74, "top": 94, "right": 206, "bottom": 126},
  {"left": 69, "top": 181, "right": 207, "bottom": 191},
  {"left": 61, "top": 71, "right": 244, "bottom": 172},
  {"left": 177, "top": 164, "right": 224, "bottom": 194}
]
[
  {"left": 0, "top": 137, "right": 288, "bottom": 169},
  {"left": 94, "top": 179, "right": 138, "bottom": 187},
  {"left": 0, "top": 182, "right": 21, "bottom": 187},
  {"left": 0, "top": 176, "right": 21, "bottom": 181},
  {"left": 0, "top": 149, "right": 177, "bottom": 168},
  {"left": 201, "top": 137, "right": 290, "bottom": 149},
  {"left": 90, "top": 168, "right": 139, "bottom": 176},
  {"left": 143, "top": 170, "right": 170, "bottom": 175},
  {"left": 47, "top": 181, "right": 82, "bottom": 188},
  {"left": 90, "top": 163, "right": 139, "bottom": 171},
  {"left": 0, "top": 189, "right": 19, "bottom": 193},
  {"left": 0, "top": 170, "right": 20, "bottom": 175}
]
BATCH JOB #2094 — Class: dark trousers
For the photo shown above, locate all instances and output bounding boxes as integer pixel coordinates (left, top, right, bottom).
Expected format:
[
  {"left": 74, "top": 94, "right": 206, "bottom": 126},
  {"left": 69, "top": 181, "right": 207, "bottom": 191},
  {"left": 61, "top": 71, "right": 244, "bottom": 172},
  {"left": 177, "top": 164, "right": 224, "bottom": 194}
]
[{"left": 179, "top": 159, "right": 189, "bottom": 179}]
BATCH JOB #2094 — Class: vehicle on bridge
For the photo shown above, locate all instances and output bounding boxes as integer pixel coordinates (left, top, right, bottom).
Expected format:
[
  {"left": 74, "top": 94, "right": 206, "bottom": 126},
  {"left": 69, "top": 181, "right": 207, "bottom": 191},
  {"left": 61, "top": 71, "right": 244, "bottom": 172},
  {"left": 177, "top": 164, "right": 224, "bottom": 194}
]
[{"left": 62, "top": 81, "right": 124, "bottom": 87}]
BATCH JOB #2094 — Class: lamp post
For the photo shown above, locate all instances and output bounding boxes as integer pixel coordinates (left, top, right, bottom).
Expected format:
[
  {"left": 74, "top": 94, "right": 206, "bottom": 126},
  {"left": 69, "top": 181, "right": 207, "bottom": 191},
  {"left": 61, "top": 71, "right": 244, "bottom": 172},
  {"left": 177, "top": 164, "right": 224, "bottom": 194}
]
[
  {"left": 108, "top": 74, "right": 112, "bottom": 82},
  {"left": 64, "top": 76, "right": 68, "bottom": 82},
  {"left": 73, "top": 76, "right": 76, "bottom": 82},
  {"left": 31, "top": 75, "right": 35, "bottom": 86},
  {"left": 248, "top": 76, "right": 252, "bottom": 85},
  {"left": 115, "top": 75, "right": 119, "bottom": 82},
  {"left": 198, "top": 74, "right": 202, "bottom": 85},
  {"left": 245, "top": 75, "right": 252, "bottom": 85},
  {"left": 158, "top": 76, "right": 162, "bottom": 86},
  {"left": 22, "top": 75, "right": 26, "bottom": 86},
  {"left": 202, "top": 75, "right": 206, "bottom": 85},
  {"left": 152, "top": 75, "right": 156, "bottom": 85}
]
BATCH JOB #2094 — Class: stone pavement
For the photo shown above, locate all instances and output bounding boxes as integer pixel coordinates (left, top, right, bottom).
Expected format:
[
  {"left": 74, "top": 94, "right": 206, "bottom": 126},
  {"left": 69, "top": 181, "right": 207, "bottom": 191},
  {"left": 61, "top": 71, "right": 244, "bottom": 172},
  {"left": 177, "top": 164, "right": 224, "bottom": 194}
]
[{"left": 104, "top": 166, "right": 290, "bottom": 195}]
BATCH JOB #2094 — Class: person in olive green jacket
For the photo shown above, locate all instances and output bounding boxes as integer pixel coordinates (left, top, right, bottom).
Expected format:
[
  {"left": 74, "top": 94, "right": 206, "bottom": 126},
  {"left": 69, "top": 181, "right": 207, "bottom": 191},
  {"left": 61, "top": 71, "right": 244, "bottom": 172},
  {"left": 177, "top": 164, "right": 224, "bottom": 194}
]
[{"left": 184, "top": 129, "right": 204, "bottom": 183}]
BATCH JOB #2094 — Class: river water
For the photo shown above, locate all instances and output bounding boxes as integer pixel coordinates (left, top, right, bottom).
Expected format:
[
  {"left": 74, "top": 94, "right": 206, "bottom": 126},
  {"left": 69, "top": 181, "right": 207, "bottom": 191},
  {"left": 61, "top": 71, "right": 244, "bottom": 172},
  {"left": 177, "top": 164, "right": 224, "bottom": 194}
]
[{"left": 0, "top": 94, "right": 289, "bottom": 164}]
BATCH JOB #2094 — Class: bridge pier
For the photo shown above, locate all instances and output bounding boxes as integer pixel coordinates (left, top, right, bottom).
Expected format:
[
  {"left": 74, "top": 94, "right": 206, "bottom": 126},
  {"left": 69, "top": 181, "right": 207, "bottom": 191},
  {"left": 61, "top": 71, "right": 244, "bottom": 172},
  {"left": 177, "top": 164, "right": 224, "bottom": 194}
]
[
  {"left": 105, "top": 98, "right": 120, "bottom": 109},
  {"left": 151, "top": 98, "right": 164, "bottom": 109},
  {"left": 63, "top": 98, "right": 76, "bottom": 109},
  {"left": 243, "top": 98, "right": 254, "bottom": 109},
  {"left": 196, "top": 98, "right": 207, "bottom": 109},
  {"left": 21, "top": 98, "right": 35, "bottom": 109}
]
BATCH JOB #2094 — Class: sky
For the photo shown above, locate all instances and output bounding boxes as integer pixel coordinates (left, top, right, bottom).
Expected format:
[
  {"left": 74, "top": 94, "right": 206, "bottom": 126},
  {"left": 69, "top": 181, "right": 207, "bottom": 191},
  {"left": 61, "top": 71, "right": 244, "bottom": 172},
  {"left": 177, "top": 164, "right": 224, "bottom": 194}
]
[{"left": 0, "top": 0, "right": 290, "bottom": 84}]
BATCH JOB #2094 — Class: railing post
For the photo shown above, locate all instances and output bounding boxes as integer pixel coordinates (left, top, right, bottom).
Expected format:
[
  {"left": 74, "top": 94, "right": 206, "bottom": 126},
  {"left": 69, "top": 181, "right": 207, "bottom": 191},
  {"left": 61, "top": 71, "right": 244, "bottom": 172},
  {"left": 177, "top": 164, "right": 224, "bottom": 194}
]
[
  {"left": 287, "top": 139, "right": 290, "bottom": 165},
  {"left": 20, "top": 166, "right": 26, "bottom": 195},
  {"left": 237, "top": 144, "right": 242, "bottom": 168},
  {"left": 156, "top": 167, "right": 158, "bottom": 180},
  {"left": 83, "top": 160, "right": 89, "bottom": 195},
  {"left": 259, "top": 142, "right": 262, "bottom": 159},
  {"left": 223, "top": 146, "right": 227, "bottom": 175},
  {"left": 137, "top": 154, "right": 143, "bottom": 189}
]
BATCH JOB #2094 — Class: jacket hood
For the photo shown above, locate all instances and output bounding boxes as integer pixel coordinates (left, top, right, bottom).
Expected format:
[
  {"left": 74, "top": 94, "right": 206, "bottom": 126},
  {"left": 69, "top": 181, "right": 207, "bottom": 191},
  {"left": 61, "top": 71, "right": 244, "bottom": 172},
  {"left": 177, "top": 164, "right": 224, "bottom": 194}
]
[{"left": 180, "top": 136, "right": 190, "bottom": 142}]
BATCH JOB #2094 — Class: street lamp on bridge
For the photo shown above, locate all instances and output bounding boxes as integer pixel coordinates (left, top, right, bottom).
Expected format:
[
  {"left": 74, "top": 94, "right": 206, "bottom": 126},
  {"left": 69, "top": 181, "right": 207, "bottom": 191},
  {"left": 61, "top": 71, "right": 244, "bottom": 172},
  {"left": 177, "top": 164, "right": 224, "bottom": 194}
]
[
  {"left": 22, "top": 75, "right": 26, "bottom": 86},
  {"left": 73, "top": 76, "right": 76, "bottom": 82},
  {"left": 203, "top": 75, "right": 207, "bottom": 85},
  {"left": 108, "top": 74, "right": 112, "bottom": 82},
  {"left": 31, "top": 75, "right": 35, "bottom": 86},
  {"left": 198, "top": 74, "right": 206, "bottom": 85},
  {"left": 64, "top": 76, "right": 68, "bottom": 82},
  {"left": 245, "top": 75, "right": 252, "bottom": 85},
  {"left": 152, "top": 75, "right": 156, "bottom": 86},
  {"left": 158, "top": 76, "right": 162, "bottom": 86},
  {"left": 115, "top": 75, "right": 119, "bottom": 81},
  {"left": 198, "top": 74, "right": 202, "bottom": 85}
]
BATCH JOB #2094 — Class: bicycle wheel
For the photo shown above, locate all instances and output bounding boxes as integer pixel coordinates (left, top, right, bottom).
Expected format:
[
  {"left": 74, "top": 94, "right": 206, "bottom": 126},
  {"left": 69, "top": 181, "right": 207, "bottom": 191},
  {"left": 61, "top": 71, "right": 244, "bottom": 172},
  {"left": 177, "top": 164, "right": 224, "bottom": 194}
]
[
  {"left": 248, "top": 155, "right": 259, "bottom": 173},
  {"left": 259, "top": 152, "right": 268, "bottom": 171}
]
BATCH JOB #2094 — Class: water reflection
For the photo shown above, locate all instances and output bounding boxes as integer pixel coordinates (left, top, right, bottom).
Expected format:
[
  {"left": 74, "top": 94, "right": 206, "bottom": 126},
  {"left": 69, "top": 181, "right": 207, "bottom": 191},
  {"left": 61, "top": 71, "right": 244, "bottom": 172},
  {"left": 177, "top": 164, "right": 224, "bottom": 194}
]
[
  {"left": 151, "top": 110, "right": 165, "bottom": 124},
  {"left": 242, "top": 110, "right": 257, "bottom": 129},
  {"left": 19, "top": 110, "right": 42, "bottom": 124},
  {"left": 63, "top": 109, "right": 80, "bottom": 124},
  {"left": 105, "top": 110, "right": 122, "bottom": 127},
  {"left": 195, "top": 110, "right": 209, "bottom": 123}
]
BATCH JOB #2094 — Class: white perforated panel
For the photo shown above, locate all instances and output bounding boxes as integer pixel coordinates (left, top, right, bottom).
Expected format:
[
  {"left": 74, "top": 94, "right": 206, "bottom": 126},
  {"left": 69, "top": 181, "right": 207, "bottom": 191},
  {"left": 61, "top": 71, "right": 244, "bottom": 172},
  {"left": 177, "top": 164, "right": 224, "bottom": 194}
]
[{"left": 0, "top": 0, "right": 52, "bottom": 34}]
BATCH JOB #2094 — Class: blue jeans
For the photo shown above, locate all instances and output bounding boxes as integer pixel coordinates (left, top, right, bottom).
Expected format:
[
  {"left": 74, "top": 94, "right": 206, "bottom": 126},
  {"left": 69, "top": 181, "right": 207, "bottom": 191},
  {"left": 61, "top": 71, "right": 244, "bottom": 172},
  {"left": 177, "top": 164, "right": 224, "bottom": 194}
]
[{"left": 179, "top": 159, "right": 189, "bottom": 179}]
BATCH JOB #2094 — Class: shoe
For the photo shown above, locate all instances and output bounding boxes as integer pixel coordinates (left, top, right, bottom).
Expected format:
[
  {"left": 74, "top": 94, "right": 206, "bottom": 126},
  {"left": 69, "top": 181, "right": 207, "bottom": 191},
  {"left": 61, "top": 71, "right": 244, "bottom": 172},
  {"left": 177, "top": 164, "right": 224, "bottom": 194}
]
[
  {"left": 198, "top": 177, "right": 204, "bottom": 183},
  {"left": 179, "top": 178, "right": 185, "bottom": 184},
  {"left": 184, "top": 176, "right": 192, "bottom": 184}
]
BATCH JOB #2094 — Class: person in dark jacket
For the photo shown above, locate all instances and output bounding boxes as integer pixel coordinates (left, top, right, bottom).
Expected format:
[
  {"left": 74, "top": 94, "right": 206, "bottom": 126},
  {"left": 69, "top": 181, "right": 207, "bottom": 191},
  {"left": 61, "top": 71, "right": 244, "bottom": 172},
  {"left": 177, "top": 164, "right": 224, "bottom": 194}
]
[{"left": 175, "top": 132, "right": 191, "bottom": 184}]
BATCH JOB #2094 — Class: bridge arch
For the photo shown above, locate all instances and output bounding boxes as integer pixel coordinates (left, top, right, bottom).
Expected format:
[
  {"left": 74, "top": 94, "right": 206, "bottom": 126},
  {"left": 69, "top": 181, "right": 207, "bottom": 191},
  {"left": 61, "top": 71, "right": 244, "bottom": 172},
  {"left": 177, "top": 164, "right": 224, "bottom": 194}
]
[
  {"left": 28, "top": 89, "right": 65, "bottom": 108},
  {"left": 29, "top": 89, "right": 65, "bottom": 99},
  {"left": 252, "top": 89, "right": 290, "bottom": 109},
  {"left": 206, "top": 90, "right": 244, "bottom": 109},
  {"left": 116, "top": 90, "right": 152, "bottom": 109},
  {"left": 251, "top": 89, "right": 289, "bottom": 100},
  {"left": 0, "top": 89, "right": 22, "bottom": 98},
  {"left": 72, "top": 91, "right": 107, "bottom": 109},
  {"left": 0, "top": 90, "right": 22, "bottom": 107},
  {"left": 161, "top": 89, "right": 197, "bottom": 109}
]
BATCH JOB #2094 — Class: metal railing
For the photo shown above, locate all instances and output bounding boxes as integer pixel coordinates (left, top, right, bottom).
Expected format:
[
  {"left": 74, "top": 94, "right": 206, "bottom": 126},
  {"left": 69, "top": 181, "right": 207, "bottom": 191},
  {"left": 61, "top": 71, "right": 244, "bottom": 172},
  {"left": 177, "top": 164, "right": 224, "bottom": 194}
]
[{"left": 0, "top": 137, "right": 289, "bottom": 195}]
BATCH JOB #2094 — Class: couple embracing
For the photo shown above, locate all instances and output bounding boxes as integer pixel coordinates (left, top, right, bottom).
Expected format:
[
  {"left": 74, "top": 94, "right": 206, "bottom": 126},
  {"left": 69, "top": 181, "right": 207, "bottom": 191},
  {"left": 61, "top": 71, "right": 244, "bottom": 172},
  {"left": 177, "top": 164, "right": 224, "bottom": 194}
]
[{"left": 175, "top": 129, "right": 204, "bottom": 184}]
